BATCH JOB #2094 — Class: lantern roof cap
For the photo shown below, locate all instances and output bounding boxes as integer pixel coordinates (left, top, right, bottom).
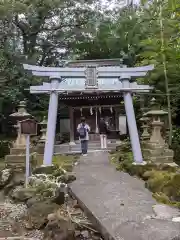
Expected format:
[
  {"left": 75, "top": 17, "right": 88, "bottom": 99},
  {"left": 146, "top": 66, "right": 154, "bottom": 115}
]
[
  {"left": 19, "top": 118, "right": 37, "bottom": 123},
  {"left": 144, "top": 109, "right": 168, "bottom": 116},
  {"left": 10, "top": 101, "right": 31, "bottom": 118},
  {"left": 139, "top": 116, "right": 149, "bottom": 121}
]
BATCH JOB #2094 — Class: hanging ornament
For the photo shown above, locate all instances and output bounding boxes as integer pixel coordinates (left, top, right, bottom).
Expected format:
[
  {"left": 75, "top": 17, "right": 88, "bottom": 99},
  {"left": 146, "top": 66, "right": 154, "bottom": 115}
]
[
  {"left": 80, "top": 108, "right": 83, "bottom": 116},
  {"left": 110, "top": 106, "right": 113, "bottom": 113},
  {"left": 90, "top": 106, "right": 93, "bottom": 115},
  {"left": 99, "top": 106, "right": 101, "bottom": 114}
]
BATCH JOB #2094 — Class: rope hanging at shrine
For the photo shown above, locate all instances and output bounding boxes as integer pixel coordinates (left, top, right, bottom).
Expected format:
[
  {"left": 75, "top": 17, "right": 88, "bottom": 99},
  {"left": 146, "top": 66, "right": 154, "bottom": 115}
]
[
  {"left": 110, "top": 106, "right": 113, "bottom": 113},
  {"left": 90, "top": 107, "right": 93, "bottom": 115},
  {"left": 80, "top": 107, "right": 83, "bottom": 116},
  {"left": 77, "top": 106, "right": 115, "bottom": 116}
]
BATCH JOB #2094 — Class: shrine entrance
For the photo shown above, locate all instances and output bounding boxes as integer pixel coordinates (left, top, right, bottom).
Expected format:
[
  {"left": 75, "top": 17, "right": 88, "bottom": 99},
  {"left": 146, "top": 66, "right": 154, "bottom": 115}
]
[
  {"left": 59, "top": 92, "right": 124, "bottom": 143},
  {"left": 23, "top": 60, "right": 154, "bottom": 166}
]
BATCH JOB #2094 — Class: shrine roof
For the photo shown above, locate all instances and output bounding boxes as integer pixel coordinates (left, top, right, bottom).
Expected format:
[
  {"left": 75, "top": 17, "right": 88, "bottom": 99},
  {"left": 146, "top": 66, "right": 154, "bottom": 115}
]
[{"left": 66, "top": 59, "right": 124, "bottom": 67}]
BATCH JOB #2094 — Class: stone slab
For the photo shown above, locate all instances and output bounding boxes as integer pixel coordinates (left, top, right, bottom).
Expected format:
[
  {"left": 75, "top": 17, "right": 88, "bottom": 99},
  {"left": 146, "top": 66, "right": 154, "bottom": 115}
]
[
  {"left": 10, "top": 147, "right": 34, "bottom": 155},
  {"left": 54, "top": 141, "right": 119, "bottom": 154},
  {"left": 70, "top": 152, "right": 180, "bottom": 240},
  {"left": 5, "top": 155, "right": 28, "bottom": 164},
  {"left": 153, "top": 204, "right": 180, "bottom": 220}
]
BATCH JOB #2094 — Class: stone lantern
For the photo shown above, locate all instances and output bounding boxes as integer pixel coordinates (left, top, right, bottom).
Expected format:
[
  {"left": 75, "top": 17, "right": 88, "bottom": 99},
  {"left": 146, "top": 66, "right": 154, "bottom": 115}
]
[
  {"left": 10, "top": 101, "right": 31, "bottom": 148},
  {"left": 39, "top": 117, "right": 47, "bottom": 143},
  {"left": 139, "top": 116, "right": 150, "bottom": 142},
  {"left": 143, "top": 98, "right": 174, "bottom": 164},
  {"left": 36, "top": 116, "right": 47, "bottom": 154},
  {"left": 5, "top": 101, "right": 34, "bottom": 171}
]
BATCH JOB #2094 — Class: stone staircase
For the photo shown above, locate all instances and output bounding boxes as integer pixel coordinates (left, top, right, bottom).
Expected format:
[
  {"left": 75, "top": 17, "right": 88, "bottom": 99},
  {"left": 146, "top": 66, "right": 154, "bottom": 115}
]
[{"left": 54, "top": 140, "right": 120, "bottom": 154}]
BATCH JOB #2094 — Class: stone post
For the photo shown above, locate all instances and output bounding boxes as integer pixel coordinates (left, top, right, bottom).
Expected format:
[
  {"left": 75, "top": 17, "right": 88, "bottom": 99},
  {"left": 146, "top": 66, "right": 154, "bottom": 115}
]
[
  {"left": 122, "top": 77, "right": 144, "bottom": 164},
  {"left": 69, "top": 106, "right": 76, "bottom": 145}
]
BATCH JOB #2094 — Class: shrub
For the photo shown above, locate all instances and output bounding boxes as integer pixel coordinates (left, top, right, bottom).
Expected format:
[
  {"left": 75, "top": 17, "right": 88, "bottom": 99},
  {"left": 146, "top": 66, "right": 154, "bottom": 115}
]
[
  {"left": 0, "top": 140, "right": 12, "bottom": 158},
  {"left": 172, "top": 127, "right": 180, "bottom": 164}
]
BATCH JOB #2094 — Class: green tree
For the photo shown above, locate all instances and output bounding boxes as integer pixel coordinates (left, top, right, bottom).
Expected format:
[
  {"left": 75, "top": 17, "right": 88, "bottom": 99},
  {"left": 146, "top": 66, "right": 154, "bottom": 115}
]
[{"left": 0, "top": 0, "right": 101, "bottom": 134}]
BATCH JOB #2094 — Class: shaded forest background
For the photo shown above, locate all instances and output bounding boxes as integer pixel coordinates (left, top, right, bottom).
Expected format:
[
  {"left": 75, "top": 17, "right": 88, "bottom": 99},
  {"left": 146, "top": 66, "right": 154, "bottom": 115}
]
[{"left": 1, "top": 0, "right": 180, "bottom": 161}]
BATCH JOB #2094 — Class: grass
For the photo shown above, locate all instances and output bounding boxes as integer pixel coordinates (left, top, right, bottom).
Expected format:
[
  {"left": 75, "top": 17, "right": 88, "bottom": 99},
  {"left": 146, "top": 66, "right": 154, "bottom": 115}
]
[
  {"left": 0, "top": 154, "right": 79, "bottom": 173},
  {"left": 35, "top": 154, "right": 79, "bottom": 172}
]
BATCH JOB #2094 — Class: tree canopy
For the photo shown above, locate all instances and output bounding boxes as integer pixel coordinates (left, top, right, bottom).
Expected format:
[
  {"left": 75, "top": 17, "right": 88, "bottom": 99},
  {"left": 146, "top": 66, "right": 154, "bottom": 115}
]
[{"left": 1, "top": 0, "right": 180, "bottom": 141}]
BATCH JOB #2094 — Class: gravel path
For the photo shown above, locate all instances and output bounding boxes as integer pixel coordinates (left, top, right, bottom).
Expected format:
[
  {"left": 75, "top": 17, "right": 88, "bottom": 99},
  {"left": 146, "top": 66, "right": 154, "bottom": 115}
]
[{"left": 0, "top": 199, "right": 43, "bottom": 239}]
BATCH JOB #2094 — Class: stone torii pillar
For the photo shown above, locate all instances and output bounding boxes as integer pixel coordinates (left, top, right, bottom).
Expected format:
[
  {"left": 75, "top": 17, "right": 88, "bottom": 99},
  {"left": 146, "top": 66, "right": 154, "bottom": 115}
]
[
  {"left": 33, "top": 80, "right": 60, "bottom": 165},
  {"left": 45, "top": 80, "right": 59, "bottom": 164},
  {"left": 121, "top": 77, "right": 143, "bottom": 163}
]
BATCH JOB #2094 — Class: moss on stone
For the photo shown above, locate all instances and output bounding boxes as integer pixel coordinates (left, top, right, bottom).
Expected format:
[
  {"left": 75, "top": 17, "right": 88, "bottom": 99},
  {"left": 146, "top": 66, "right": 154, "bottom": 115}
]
[
  {"left": 145, "top": 170, "right": 175, "bottom": 193},
  {"left": 60, "top": 163, "right": 73, "bottom": 172},
  {"left": 58, "top": 173, "right": 76, "bottom": 184},
  {"left": 110, "top": 150, "right": 180, "bottom": 208},
  {"left": 52, "top": 168, "right": 65, "bottom": 177},
  {"left": 33, "top": 165, "right": 58, "bottom": 175},
  {"left": 152, "top": 192, "right": 171, "bottom": 205},
  {"left": 34, "top": 155, "right": 78, "bottom": 171},
  {"left": 52, "top": 155, "right": 77, "bottom": 169},
  {"left": 163, "top": 174, "right": 180, "bottom": 202}
]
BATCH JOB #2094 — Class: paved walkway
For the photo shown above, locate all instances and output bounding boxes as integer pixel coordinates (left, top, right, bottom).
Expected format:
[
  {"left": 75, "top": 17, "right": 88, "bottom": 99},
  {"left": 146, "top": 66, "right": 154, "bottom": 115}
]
[{"left": 70, "top": 152, "right": 180, "bottom": 240}]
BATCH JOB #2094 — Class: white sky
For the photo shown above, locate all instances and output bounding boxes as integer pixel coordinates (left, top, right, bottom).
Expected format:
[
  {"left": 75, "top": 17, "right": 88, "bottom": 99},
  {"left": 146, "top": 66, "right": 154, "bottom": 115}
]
[{"left": 101, "top": 0, "right": 140, "bottom": 9}]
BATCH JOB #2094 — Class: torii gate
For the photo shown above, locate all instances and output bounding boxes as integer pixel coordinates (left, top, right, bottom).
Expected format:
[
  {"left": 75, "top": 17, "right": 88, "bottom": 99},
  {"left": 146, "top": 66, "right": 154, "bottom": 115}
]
[{"left": 23, "top": 63, "right": 154, "bottom": 166}]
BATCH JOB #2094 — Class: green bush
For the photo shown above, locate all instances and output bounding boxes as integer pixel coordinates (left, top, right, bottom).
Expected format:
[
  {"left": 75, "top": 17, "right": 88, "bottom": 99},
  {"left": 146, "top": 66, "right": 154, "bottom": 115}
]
[
  {"left": 172, "top": 127, "right": 180, "bottom": 164},
  {"left": 0, "top": 140, "right": 12, "bottom": 158}
]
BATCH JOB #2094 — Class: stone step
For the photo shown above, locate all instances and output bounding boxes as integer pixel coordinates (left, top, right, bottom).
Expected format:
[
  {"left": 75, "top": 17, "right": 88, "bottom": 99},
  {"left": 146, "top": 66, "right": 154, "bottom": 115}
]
[
  {"left": 54, "top": 142, "right": 119, "bottom": 150},
  {"left": 10, "top": 147, "right": 34, "bottom": 155},
  {"left": 54, "top": 149, "right": 110, "bottom": 155},
  {"left": 5, "top": 154, "right": 34, "bottom": 164},
  {"left": 54, "top": 146, "right": 115, "bottom": 153}
]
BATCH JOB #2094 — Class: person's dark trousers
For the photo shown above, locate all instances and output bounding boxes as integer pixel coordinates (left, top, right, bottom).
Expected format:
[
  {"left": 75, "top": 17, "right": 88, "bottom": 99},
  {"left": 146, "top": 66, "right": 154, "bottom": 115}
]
[{"left": 81, "top": 140, "right": 88, "bottom": 154}]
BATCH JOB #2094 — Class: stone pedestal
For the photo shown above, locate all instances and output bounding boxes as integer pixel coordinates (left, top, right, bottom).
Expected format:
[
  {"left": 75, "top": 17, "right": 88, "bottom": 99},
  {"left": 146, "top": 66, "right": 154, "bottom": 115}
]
[
  {"left": 5, "top": 151, "right": 34, "bottom": 172},
  {"left": 142, "top": 98, "right": 174, "bottom": 164}
]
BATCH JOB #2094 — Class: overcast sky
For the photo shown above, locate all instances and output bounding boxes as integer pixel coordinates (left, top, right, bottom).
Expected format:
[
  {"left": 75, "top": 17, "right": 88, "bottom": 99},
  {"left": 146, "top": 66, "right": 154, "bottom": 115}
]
[{"left": 101, "top": 0, "right": 140, "bottom": 9}]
